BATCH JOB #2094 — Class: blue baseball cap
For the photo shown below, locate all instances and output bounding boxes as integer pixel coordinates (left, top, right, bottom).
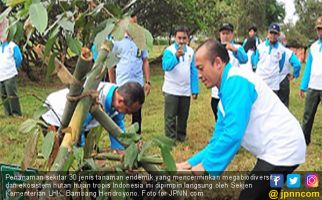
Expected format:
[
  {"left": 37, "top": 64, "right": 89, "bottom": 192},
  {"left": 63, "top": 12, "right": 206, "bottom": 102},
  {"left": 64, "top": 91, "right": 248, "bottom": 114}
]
[{"left": 268, "top": 23, "right": 280, "bottom": 33}]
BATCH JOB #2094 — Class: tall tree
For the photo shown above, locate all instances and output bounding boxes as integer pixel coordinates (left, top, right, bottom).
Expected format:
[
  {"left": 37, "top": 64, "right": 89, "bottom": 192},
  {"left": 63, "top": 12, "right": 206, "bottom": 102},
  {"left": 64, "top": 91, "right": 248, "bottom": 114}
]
[
  {"left": 234, "top": 0, "right": 285, "bottom": 39},
  {"left": 294, "top": 0, "right": 322, "bottom": 45}
]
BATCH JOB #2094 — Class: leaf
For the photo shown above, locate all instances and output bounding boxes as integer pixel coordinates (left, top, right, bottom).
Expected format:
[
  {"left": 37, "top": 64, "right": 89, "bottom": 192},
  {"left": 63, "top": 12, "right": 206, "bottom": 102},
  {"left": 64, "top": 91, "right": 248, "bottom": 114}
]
[
  {"left": 160, "top": 145, "right": 176, "bottom": 172},
  {"left": 94, "top": 19, "right": 115, "bottom": 49},
  {"left": 46, "top": 52, "right": 57, "bottom": 81},
  {"left": 41, "top": 131, "right": 55, "bottom": 160},
  {"left": 104, "top": 48, "right": 121, "bottom": 69},
  {"left": 138, "top": 141, "right": 153, "bottom": 161},
  {"left": 86, "top": 3, "right": 104, "bottom": 16},
  {"left": 144, "top": 28, "right": 154, "bottom": 52},
  {"left": 111, "top": 17, "right": 130, "bottom": 41},
  {"left": 127, "top": 122, "right": 139, "bottom": 134},
  {"left": 127, "top": 23, "right": 146, "bottom": 50},
  {"left": 73, "top": 146, "right": 84, "bottom": 165},
  {"left": 13, "top": 21, "right": 24, "bottom": 43},
  {"left": 7, "top": 18, "right": 18, "bottom": 42},
  {"left": 5, "top": 0, "right": 26, "bottom": 7},
  {"left": 117, "top": 132, "right": 141, "bottom": 144},
  {"left": 0, "top": 8, "right": 12, "bottom": 22},
  {"left": 21, "top": 128, "right": 40, "bottom": 171},
  {"left": 29, "top": 3, "right": 48, "bottom": 33},
  {"left": 66, "top": 36, "right": 82, "bottom": 55},
  {"left": 84, "top": 158, "right": 98, "bottom": 170},
  {"left": 123, "top": 143, "right": 139, "bottom": 169},
  {"left": 19, "top": 119, "right": 39, "bottom": 133},
  {"left": 106, "top": 4, "right": 123, "bottom": 18},
  {"left": 32, "top": 106, "right": 49, "bottom": 119},
  {"left": 58, "top": 17, "right": 75, "bottom": 32},
  {"left": 84, "top": 128, "right": 102, "bottom": 159},
  {"left": 44, "top": 35, "right": 57, "bottom": 57},
  {"left": 154, "top": 136, "right": 175, "bottom": 149}
]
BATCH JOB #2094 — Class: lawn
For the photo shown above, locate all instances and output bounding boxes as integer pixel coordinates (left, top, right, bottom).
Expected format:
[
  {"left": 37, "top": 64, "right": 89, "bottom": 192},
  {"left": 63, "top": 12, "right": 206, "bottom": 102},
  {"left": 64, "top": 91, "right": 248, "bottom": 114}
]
[{"left": 0, "top": 47, "right": 321, "bottom": 173}]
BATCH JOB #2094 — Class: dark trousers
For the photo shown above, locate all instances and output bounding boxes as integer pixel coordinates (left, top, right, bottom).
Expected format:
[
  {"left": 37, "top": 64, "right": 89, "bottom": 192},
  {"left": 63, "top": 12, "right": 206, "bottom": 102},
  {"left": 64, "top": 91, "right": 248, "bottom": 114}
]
[
  {"left": 132, "top": 107, "right": 142, "bottom": 134},
  {"left": 0, "top": 75, "right": 22, "bottom": 116},
  {"left": 211, "top": 97, "right": 220, "bottom": 121},
  {"left": 164, "top": 93, "right": 191, "bottom": 141},
  {"left": 277, "top": 76, "right": 290, "bottom": 107},
  {"left": 302, "top": 89, "right": 322, "bottom": 145},
  {"left": 239, "top": 159, "right": 298, "bottom": 200}
]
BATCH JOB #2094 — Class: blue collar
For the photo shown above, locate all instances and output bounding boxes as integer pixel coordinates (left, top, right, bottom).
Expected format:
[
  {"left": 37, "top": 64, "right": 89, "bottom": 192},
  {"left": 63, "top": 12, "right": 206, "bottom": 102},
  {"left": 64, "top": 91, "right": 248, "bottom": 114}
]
[
  {"left": 104, "top": 85, "right": 117, "bottom": 113},
  {"left": 265, "top": 38, "right": 279, "bottom": 48},
  {"left": 218, "top": 63, "right": 232, "bottom": 96},
  {"left": 318, "top": 39, "right": 322, "bottom": 52},
  {"left": 174, "top": 42, "right": 187, "bottom": 52},
  {"left": 0, "top": 40, "right": 8, "bottom": 46},
  {"left": 0, "top": 41, "right": 9, "bottom": 53},
  {"left": 318, "top": 38, "right": 322, "bottom": 45}
]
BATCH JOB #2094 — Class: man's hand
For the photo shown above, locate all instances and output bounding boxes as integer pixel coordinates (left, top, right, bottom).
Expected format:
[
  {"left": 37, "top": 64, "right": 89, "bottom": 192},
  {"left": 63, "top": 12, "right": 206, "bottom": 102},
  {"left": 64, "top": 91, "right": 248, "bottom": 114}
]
[
  {"left": 288, "top": 74, "right": 294, "bottom": 81},
  {"left": 175, "top": 46, "right": 185, "bottom": 58},
  {"left": 144, "top": 83, "right": 151, "bottom": 96},
  {"left": 192, "top": 94, "right": 198, "bottom": 100},
  {"left": 225, "top": 42, "right": 237, "bottom": 52},
  {"left": 299, "top": 90, "right": 305, "bottom": 99},
  {"left": 191, "top": 164, "right": 205, "bottom": 176},
  {"left": 176, "top": 161, "right": 192, "bottom": 170}
]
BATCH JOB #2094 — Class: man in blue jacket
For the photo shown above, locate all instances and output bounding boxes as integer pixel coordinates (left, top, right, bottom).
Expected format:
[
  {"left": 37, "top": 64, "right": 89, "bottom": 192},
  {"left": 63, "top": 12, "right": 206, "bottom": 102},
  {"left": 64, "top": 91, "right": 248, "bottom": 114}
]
[
  {"left": 162, "top": 26, "right": 199, "bottom": 142},
  {"left": 42, "top": 82, "right": 145, "bottom": 150},
  {"left": 299, "top": 16, "right": 322, "bottom": 145},
  {"left": 177, "top": 39, "right": 306, "bottom": 199},
  {"left": 0, "top": 18, "right": 23, "bottom": 116}
]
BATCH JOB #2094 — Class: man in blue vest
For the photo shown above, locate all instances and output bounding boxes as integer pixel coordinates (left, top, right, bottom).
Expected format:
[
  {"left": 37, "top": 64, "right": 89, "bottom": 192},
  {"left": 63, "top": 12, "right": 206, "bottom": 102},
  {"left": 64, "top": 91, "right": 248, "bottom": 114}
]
[
  {"left": 300, "top": 16, "right": 322, "bottom": 145},
  {"left": 0, "top": 18, "right": 23, "bottom": 116},
  {"left": 253, "top": 23, "right": 286, "bottom": 95},
  {"left": 42, "top": 82, "right": 145, "bottom": 150},
  {"left": 177, "top": 39, "right": 306, "bottom": 199},
  {"left": 162, "top": 26, "right": 199, "bottom": 142}
]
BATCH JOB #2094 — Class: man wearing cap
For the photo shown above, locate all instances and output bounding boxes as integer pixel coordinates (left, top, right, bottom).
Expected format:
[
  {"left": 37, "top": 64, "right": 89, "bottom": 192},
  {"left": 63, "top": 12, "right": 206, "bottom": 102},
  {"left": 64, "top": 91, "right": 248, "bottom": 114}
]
[
  {"left": 299, "top": 16, "right": 322, "bottom": 145},
  {"left": 278, "top": 33, "right": 301, "bottom": 107},
  {"left": 211, "top": 23, "right": 248, "bottom": 120},
  {"left": 253, "top": 23, "right": 286, "bottom": 95},
  {"left": 0, "top": 18, "right": 23, "bottom": 116}
]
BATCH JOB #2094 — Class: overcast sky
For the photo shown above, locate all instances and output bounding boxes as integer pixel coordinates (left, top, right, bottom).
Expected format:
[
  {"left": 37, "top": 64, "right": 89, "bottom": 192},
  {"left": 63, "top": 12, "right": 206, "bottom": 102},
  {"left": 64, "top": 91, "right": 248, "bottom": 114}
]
[{"left": 277, "top": 0, "right": 299, "bottom": 24}]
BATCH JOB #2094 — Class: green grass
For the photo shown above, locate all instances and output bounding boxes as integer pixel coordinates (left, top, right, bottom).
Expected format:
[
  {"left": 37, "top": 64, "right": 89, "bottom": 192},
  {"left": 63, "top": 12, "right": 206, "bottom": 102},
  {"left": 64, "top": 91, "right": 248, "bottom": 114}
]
[{"left": 0, "top": 62, "right": 321, "bottom": 172}]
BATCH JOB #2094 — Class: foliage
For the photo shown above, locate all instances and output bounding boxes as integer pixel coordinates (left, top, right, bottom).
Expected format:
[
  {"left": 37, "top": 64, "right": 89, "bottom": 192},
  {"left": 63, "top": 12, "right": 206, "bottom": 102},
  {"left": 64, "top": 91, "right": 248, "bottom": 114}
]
[
  {"left": 1, "top": 0, "right": 152, "bottom": 81},
  {"left": 294, "top": 0, "right": 322, "bottom": 46}
]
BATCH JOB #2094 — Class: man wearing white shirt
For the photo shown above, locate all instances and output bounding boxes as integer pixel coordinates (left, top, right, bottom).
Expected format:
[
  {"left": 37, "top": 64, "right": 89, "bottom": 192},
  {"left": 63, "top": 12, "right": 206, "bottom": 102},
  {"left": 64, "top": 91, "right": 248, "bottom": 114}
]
[
  {"left": 0, "top": 18, "right": 23, "bottom": 116},
  {"left": 177, "top": 39, "right": 306, "bottom": 199},
  {"left": 299, "top": 16, "right": 322, "bottom": 145},
  {"left": 253, "top": 23, "right": 286, "bottom": 94},
  {"left": 42, "top": 82, "right": 144, "bottom": 149},
  {"left": 211, "top": 23, "right": 248, "bottom": 120}
]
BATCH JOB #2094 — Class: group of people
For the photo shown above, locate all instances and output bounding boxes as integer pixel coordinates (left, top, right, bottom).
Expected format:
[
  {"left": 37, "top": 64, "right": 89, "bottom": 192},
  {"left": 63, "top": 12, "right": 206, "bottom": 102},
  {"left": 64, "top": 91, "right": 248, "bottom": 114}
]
[{"left": 1, "top": 12, "right": 322, "bottom": 199}]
